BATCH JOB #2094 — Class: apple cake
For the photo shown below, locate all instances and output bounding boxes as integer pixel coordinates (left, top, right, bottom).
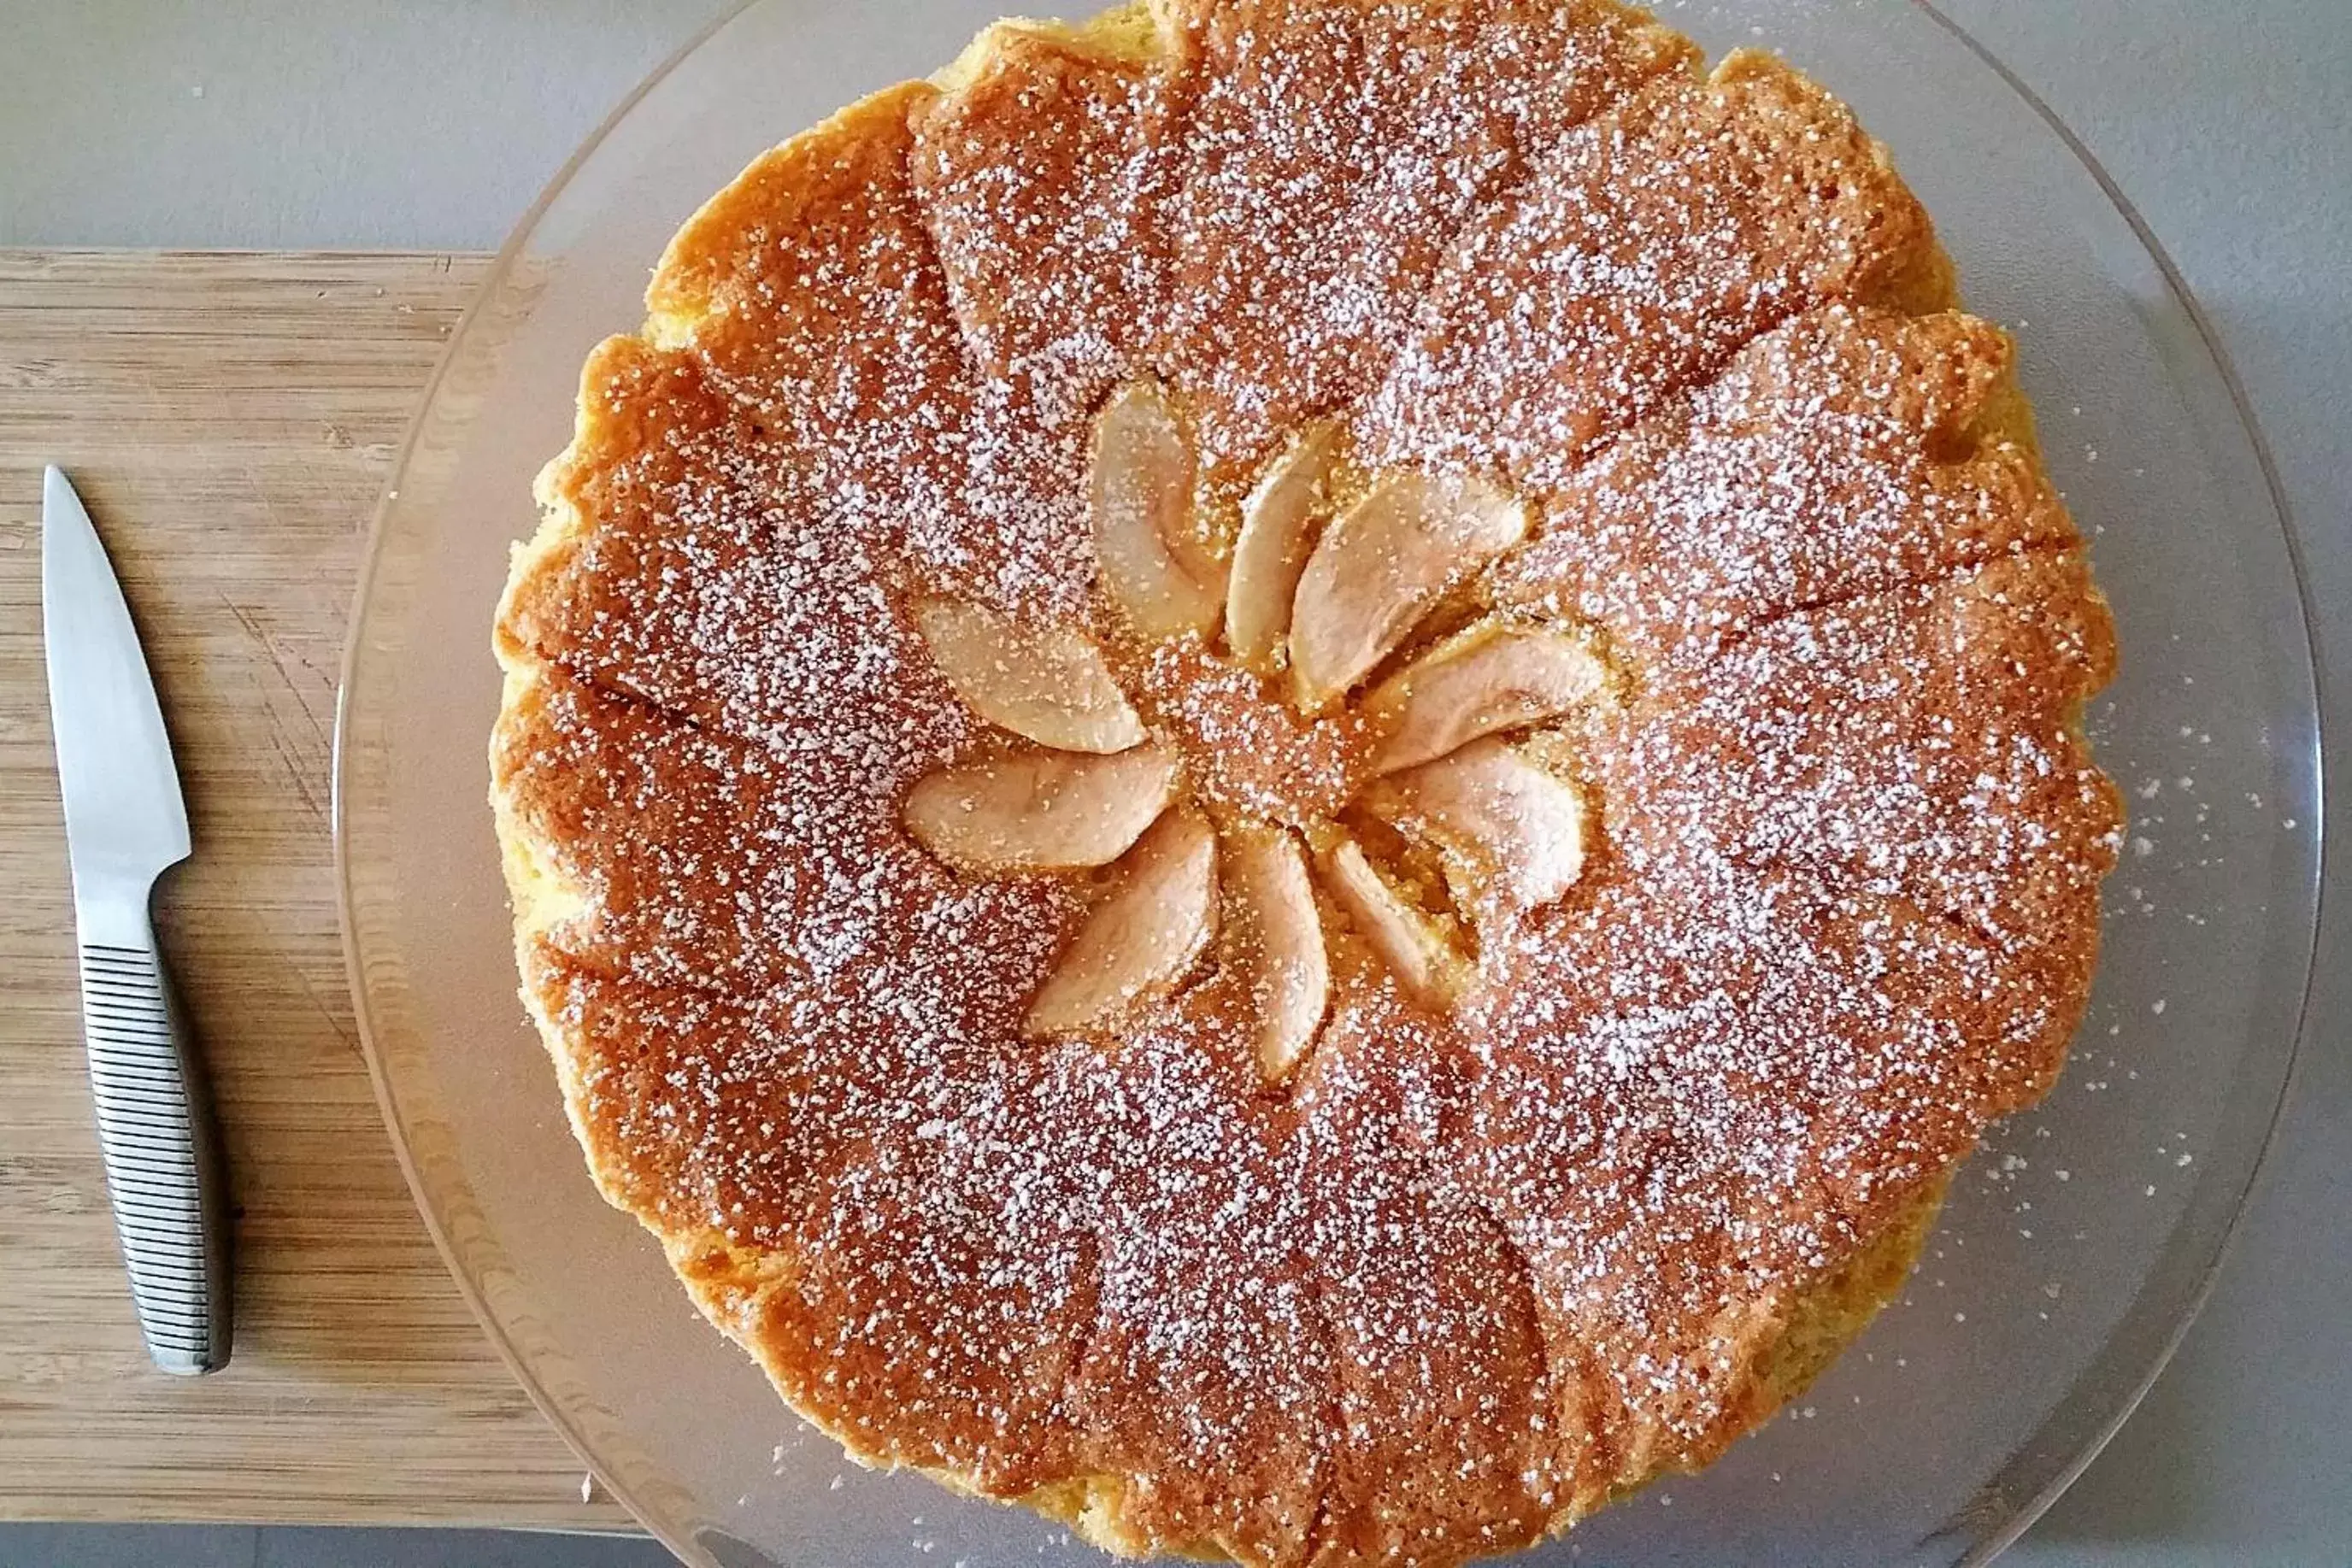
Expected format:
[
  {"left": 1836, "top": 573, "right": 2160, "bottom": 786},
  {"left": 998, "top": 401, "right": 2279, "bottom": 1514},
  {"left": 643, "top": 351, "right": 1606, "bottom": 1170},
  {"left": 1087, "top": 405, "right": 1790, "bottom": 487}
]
[{"left": 490, "top": 1, "right": 2122, "bottom": 1562}]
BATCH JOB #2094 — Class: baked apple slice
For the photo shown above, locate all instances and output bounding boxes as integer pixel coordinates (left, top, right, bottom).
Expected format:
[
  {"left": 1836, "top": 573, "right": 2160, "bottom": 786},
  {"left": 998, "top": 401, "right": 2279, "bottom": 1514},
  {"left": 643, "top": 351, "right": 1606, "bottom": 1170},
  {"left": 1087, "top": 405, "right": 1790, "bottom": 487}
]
[
  {"left": 1362, "top": 619, "right": 1605, "bottom": 775},
  {"left": 1372, "top": 738, "right": 1587, "bottom": 912},
  {"left": 1317, "top": 837, "right": 1469, "bottom": 1008},
  {"left": 1090, "top": 382, "right": 1222, "bottom": 640},
  {"left": 1223, "top": 821, "right": 1330, "bottom": 1084},
  {"left": 915, "top": 596, "right": 1144, "bottom": 754},
  {"left": 1226, "top": 425, "right": 1340, "bottom": 671},
  {"left": 1026, "top": 807, "right": 1220, "bottom": 1037},
  {"left": 1288, "top": 471, "right": 1526, "bottom": 709},
  {"left": 903, "top": 743, "right": 1179, "bottom": 872}
]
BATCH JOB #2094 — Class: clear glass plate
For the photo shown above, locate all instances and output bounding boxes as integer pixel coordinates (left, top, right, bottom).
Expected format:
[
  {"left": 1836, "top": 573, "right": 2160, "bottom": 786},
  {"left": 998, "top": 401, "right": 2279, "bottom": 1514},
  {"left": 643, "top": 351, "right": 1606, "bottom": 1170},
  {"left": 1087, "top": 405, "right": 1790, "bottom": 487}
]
[{"left": 333, "top": 2, "right": 2322, "bottom": 1563}]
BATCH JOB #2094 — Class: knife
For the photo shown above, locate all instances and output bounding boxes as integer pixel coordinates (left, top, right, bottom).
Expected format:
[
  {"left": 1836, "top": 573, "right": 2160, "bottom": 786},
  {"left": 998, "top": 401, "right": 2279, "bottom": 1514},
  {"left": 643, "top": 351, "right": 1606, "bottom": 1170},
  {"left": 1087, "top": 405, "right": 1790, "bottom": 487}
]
[{"left": 40, "top": 465, "right": 232, "bottom": 1376}]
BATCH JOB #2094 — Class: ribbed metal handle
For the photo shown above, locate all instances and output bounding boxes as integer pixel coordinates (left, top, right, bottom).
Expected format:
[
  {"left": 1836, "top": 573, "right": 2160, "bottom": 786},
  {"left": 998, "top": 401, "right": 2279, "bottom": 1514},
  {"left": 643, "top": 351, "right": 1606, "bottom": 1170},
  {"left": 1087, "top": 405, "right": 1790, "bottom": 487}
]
[{"left": 76, "top": 928, "right": 232, "bottom": 1375}]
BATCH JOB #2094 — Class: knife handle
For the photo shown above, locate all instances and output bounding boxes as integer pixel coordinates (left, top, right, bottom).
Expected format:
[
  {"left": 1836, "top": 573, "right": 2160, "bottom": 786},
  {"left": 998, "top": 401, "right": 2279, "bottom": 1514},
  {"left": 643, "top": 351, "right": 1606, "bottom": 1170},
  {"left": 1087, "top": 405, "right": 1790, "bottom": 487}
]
[{"left": 75, "top": 909, "right": 232, "bottom": 1376}]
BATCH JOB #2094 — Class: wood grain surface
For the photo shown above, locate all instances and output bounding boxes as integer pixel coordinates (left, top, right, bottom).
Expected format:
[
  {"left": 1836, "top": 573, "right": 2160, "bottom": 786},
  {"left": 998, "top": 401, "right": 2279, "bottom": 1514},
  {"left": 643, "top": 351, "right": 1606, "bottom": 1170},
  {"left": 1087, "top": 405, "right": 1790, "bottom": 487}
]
[{"left": 0, "top": 250, "right": 631, "bottom": 1529}]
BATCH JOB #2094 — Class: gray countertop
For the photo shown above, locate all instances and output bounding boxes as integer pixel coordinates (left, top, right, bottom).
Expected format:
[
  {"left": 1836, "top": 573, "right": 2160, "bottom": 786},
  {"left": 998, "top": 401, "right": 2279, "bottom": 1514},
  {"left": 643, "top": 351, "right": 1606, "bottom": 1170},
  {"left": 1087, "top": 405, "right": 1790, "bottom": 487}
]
[{"left": 3, "top": 2, "right": 2344, "bottom": 1564}]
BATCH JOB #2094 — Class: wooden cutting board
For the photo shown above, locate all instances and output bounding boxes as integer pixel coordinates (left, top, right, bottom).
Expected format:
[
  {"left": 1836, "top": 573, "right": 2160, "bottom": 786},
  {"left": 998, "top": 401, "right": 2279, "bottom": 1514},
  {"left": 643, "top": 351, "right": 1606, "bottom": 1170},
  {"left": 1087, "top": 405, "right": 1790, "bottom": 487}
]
[{"left": 0, "top": 250, "right": 630, "bottom": 1529}]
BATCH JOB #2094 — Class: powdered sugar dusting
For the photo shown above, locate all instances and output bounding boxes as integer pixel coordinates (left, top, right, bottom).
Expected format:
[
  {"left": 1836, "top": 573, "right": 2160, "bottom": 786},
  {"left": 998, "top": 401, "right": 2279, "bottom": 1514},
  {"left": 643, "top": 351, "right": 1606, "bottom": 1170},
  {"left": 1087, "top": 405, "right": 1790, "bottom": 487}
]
[
  {"left": 1362, "top": 55, "right": 1936, "bottom": 491},
  {"left": 1491, "top": 305, "right": 2073, "bottom": 665},
  {"left": 491, "top": 3, "right": 2120, "bottom": 1564},
  {"left": 1154, "top": 0, "right": 1697, "bottom": 479}
]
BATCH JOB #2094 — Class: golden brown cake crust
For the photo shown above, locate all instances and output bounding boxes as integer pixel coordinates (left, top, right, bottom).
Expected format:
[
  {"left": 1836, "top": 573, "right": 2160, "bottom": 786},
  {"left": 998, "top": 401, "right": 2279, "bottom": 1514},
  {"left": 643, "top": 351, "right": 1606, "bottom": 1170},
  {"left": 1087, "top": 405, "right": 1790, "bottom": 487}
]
[{"left": 491, "top": 3, "right": 2121, "bottom": 1564}]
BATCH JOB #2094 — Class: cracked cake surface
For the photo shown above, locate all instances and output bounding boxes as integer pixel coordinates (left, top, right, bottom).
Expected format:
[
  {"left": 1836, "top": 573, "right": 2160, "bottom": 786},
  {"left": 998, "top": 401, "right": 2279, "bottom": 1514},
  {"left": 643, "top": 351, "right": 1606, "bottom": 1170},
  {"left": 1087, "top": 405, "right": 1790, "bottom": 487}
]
[{"left": 490, "top": 3, "right": 2121, "bottom": 1563}]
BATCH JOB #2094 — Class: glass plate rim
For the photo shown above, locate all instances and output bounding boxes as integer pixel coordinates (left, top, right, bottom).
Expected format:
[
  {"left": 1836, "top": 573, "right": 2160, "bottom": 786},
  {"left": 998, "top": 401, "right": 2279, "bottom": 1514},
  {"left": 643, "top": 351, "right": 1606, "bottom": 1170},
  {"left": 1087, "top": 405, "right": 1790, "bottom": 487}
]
[
  {"left": 330, "top": 1, "right": 2331, "bottom": 1559},
  {"left": 328, "top": 0, "right": 764, "bottom": 1541},
  {"left": 1903, "top": 1, "right": 2329, "bottom": 1554}
]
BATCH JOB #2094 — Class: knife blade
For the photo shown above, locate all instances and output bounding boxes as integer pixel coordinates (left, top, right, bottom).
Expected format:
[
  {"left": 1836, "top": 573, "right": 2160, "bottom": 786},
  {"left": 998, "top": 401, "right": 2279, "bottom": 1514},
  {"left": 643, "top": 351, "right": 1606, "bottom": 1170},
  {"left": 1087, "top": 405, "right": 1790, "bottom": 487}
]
[{"left": 40, "top": 465, "right": 232, "bottom": 1376}]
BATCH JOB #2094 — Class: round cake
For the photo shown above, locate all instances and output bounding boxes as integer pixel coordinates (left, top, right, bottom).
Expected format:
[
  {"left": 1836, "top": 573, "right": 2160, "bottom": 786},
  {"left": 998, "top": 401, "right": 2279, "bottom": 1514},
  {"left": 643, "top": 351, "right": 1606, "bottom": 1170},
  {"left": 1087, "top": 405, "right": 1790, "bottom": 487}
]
[{"left": 491, "top": 1, "right": 2123, "bottom": 1561}]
